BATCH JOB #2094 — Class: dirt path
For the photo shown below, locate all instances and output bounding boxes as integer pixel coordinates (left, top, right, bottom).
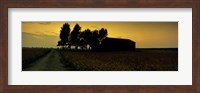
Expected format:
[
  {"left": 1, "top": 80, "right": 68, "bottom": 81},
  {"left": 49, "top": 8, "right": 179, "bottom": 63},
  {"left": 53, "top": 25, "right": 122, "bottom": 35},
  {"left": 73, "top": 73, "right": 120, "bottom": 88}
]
[{"left": 23, "top": 49, "right": 73, "bottom": 71}]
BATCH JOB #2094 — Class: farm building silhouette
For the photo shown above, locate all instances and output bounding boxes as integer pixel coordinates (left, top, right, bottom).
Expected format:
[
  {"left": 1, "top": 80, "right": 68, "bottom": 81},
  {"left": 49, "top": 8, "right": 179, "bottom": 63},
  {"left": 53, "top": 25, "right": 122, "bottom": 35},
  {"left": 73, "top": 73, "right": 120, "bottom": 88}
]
[{"left": 92, "top": 37, "right": 136, "bottom": 51}]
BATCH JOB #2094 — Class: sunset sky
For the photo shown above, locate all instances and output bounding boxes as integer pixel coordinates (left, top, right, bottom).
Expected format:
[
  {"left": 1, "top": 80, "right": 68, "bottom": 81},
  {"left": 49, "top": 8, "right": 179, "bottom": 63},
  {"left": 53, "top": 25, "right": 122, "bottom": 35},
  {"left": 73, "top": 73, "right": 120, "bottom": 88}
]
[{"left": 22, "top": 22, "right": 178, "bottom": 48}]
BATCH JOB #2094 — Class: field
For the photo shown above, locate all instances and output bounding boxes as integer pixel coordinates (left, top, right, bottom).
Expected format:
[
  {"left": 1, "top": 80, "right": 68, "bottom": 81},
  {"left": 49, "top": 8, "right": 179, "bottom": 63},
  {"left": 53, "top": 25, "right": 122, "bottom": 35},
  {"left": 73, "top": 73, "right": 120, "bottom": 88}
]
[
  {"left": 22, "top": 48, "right": 178, "bottom": 71},
  {"left": 22, "top": 48, "right": 50, "bottom": 70},
  {"left": 60, "top": 50, "right": 178, "bottom": 71}
]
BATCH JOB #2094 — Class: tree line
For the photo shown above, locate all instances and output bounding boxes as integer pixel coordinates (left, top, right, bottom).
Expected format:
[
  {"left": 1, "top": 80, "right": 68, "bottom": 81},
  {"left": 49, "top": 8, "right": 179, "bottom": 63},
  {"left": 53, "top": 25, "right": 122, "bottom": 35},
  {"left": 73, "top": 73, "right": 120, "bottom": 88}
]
[{"left": 57, "top": 23, "right": 108, "bottom": 50}]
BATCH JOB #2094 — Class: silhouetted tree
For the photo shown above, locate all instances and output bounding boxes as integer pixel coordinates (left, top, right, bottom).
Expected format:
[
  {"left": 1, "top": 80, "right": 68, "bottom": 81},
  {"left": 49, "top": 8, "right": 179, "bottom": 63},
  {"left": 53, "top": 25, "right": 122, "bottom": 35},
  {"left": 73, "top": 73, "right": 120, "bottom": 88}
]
[
  {"left": 92, "top": 30, "right": 99, "bottom": 39},
  {"left": 57, "top": 40, "right": 63, "bottom": 48},
  {"left": 70, "top": 24, "right": 81, "bottom": 50},
  {"left": 83, "top": 29, "right": 93, "bottom": 49},
  {"left": 59, "top": 23, "right": 71, "bottom": 49},
  {"left": 99, "top": 28, "right": 108, "bottom": 44},
  {"left": 91, "top": 30, "right": 100, "bottom": 50},
  {"left": 78, "top": 32, "right": 87, "bottom": 50}
]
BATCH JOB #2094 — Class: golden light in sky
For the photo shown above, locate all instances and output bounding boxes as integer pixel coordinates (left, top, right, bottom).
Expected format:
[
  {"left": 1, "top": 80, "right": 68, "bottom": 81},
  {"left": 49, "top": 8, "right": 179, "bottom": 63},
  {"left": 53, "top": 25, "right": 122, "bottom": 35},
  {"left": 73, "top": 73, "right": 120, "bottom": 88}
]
[{"left": 22, "top": 22, "right": 178, "bottom": 48}]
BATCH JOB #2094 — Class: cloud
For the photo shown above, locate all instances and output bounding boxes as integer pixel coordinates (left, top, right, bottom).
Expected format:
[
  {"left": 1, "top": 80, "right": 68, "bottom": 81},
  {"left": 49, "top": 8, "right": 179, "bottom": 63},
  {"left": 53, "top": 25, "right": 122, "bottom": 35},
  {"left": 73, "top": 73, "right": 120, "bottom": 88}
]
[
  {"left": 23, "top": 29, "right": 58, "bottom": 37},
  {"left": 38, "top": 22, "right": 52, "bottom": 25},
  {"left": 22, "top": 32, "right": 59, "bottom": 48},
  {"left": 91, "top": 25, "right": 100, "bottom": 29},
  {"left": 22, "top": 22, "right": 52, "bottom": 25},
  {"left": 117, "top": 36, "right": 122, "bottom": 38}
]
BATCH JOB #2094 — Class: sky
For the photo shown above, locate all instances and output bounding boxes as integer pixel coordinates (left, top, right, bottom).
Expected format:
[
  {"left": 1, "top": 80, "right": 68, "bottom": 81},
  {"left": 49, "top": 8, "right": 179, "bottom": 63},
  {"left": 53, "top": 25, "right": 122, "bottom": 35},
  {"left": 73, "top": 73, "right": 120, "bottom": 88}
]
[{"left": 22, "top": 22, "right": 178, "bottom": 48}]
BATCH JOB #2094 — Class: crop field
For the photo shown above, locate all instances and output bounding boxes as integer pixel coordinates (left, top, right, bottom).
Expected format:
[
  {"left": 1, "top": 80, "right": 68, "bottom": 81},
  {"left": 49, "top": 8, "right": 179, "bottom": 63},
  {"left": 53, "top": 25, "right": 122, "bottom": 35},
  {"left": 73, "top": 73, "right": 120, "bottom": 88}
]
[
  {"left": 22, "top": 48, "right": 178, "bottom": 71},
  {"left": 61, "top": 50, "right": 178, "bottom": 71},
  {"left": 22, "top": 48, "right": 50, "bottom": 70}
]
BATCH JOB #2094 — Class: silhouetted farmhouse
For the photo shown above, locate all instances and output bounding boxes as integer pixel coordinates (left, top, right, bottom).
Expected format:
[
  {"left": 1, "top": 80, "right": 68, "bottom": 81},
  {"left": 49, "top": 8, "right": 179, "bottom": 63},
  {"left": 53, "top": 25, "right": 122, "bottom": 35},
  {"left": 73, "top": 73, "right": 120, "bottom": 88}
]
[{"left": 92, "top": 37, "right": 136, "bottom": 51}]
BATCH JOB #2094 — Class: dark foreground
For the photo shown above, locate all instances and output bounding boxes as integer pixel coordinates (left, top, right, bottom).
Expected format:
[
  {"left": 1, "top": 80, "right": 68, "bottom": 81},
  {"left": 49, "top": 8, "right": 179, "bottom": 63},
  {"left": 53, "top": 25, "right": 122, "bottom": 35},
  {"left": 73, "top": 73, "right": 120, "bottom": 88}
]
[{"left": 22, "top": 48, "right": 178, "bottom": 71}]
